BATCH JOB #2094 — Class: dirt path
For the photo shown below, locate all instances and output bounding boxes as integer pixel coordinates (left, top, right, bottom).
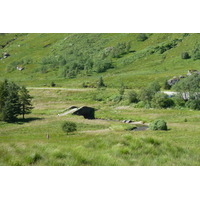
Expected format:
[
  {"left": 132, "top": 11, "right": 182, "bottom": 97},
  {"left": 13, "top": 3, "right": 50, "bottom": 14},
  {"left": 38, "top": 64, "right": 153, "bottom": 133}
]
[{"left": 27, "top": 87, "right": 95, "bottom": 92}]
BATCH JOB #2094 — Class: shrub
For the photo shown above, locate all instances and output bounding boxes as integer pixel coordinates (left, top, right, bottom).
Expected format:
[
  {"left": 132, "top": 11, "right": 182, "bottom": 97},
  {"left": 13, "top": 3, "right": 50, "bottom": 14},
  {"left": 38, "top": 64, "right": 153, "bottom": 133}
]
[
  {"left": 40, "top": 65, "right": 48, "bottom": 73},
  {"left": 137, "top": 33, "right": 148, "bottom": 42},
  {"left": 149, "top": 119, "right": 167, "bottom": 131},
  {"left": 62, "top": 121, "right": 77, "bottom": 134},
  {"left": 127, "top": 90, "right": 138, "bottom": 104},
  {"left": 151, "top": 93, "right": 174, "bottom": 109},
  {"left": 134, "top": 101, "right": 146, "bottom": 108},
  {"left": 191, "top": 44, "right": 200, "bottom": 60},
  {"left": 185, "top": 99, "right": 200, "bottom": 110},
  {"left": 181, "top": 52, "right": 190, "bottom": 59},
  {"left": 138, "top": 81, "right": 161, "bottom": 104},
  {"left": 51, "top": 82, "right": 56, "bottom": 87},
  {"left": 172, "top": 96, "right": 186, "bottom": 108},
  {"left": 163, "top": 79, "right": 171, "bottom": 90},
  {"left": 97, "top": 77, "right": 106, "bottom": 88}
]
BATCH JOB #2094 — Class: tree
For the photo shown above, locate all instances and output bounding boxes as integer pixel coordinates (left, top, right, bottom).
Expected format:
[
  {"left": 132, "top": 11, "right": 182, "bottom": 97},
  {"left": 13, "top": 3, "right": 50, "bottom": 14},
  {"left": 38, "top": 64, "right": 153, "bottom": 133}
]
[
  {"left": 1, "top": 81, "right": 21, "bottom": 122},
  {"left": 172, "top": 74, "right": 200, "bottom": 110},
  {"left": 151, "top": 92, "right": 174, "bottom": 109},
  {"left": 97, "top": 77, "right": 106, "bottom": 88},
  {"left": 19, "top": 86, "right": 34, "bottom": 119},
  {"left": 139, "top": 81, "right": 161, "bottom": 105}
]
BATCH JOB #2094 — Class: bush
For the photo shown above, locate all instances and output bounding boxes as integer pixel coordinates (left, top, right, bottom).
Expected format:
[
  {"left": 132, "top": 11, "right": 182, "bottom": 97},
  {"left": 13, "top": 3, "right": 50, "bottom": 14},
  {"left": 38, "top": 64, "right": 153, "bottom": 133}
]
[
  {"left": 186, "top": 99, "right": 200, "bottom": 110},
  {"left": 149, "top": 119, "right": 167, "bottom": 131},
  {"left": 181, "top": 52, "right": 190, "bottom": 59},
  {"left": 40, "top": 65, "right": 48, "bottom": 73},
  {"left": 172, "top": 96, "right": 186, "bottom": 108},
  {"left": 127, "top": 90, "right": 138, "bottom": 104},
  {"left": 163, "top": 80, "right": 171, "bottom": 90},
  {"left": 97, "top": 77, "right": 106, "bottom": 88},
  {"left": 151, "top": 93, "right": 174, "bottom": 109},
  {"left": 134, "top": 101, "right": 146, "bottom": 108},
  {"left": 51, "top": 82, "right": 56, "bottom": 87},
  {"left": 191, "top": 44, "right": 200, "bottom": 60},
  {"left": 137, "top": 33, "right": 148, "bottom": 42},
  {"left": 62, "top": 121, "right": 77, "bottom": 134}
]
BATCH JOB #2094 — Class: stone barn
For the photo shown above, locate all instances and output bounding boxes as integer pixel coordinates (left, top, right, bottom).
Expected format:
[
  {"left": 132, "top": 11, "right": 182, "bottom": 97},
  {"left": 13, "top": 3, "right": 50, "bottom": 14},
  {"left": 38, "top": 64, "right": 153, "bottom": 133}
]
[{"left": 72, "top": 106, "right": 95, "bottom": 119}]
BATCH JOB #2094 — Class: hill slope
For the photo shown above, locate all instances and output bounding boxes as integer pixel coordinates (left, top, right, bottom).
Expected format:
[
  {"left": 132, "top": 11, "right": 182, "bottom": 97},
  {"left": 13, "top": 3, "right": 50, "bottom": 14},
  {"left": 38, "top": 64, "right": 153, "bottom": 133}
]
[{"left": 1, "top": 33, "right": 200, "bottom": 88}]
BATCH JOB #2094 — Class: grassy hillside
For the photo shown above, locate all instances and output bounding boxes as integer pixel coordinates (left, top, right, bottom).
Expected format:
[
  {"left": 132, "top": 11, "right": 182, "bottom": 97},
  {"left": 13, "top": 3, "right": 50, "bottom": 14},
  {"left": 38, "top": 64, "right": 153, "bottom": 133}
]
[
  {"left": 1, "top": 33, "right": 200, "bottom": 166},
  {"left": 1, "top": 33, "right": 200, "bottom": 88}
]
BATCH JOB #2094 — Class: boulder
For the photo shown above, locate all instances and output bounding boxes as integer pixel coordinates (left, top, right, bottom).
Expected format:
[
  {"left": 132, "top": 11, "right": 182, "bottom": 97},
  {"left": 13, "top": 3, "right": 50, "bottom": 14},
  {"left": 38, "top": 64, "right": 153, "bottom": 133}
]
[{"left": 3, "top": 52, "right": 10, "bottom": 58}]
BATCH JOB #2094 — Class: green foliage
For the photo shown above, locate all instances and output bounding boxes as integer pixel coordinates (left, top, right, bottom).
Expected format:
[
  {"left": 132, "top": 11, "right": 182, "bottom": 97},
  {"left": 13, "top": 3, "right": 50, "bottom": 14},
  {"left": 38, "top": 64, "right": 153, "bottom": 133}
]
[
  {"left": 172, "top": 96, "right": 186, "bottom": 108},
  {"left": 151, "top": 93, "right": 174, "bottom": 109},
  {"left": 62, "top": 121, "right": 77, "bottom": 134},
  {"left": 95, "top": 59, "right": 113, "bottom": 73},
  {"left": 173, "top": 74, "right": 200, "bottom": 104},
  {"left": 149, "top": 119, "right": 168, "bottom": 131},
  {"left": 0, "top": 80, "right": 33, "bottom": 122},
  {"left": 163, "top": 79, "right": 171, "bottom": 90},
  {"left": 119, "top": 83, "right": 125, "bottom": 96},
  {"left": 97, "top": 77, "right": 106, "bottom": 88},
  {"left": 137, "top": 33, "right": 148, "bottom": 41},
  {"left": 191, "top": 44, "right": 200, "bottom": 60},
  {"left": 139, "top": 81, "right": 161, "bottom": 104},
  {"left": 0, "top": 80, "right": 21, "bottom": 122},
  {"left": 127, "top": 90, "right": 138, "bottom": 104},
  {"left": 51, "top": 82, "right": 56, "bottom": 87},
  {"left": 26, "top": 153, "right": 42, "bottom": 165},
  {"left": 40, "top": 65, "right": 48, "bottom": 73},
  {"left": 6, "top": 64, "right": 16, "bottom": 73},
  {"left": 181, "top": 52, "right": 190, "bottom": 59},
  {"left": 186, "top": 99, "right": 200, "bottom": 110},
  {"left": 110, "top": 42, "right": 132, "bottom": 58},
  {"left": 19, "top": 86, "right": 34, "bottom": 119}
]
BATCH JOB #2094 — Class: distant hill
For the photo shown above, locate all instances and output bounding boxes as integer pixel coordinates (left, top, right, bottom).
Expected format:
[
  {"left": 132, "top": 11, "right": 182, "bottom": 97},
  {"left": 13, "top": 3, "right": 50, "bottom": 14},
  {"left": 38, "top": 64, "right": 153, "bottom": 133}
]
[{"left": 1, "top": 33, "right": 200, "bottom": 88}]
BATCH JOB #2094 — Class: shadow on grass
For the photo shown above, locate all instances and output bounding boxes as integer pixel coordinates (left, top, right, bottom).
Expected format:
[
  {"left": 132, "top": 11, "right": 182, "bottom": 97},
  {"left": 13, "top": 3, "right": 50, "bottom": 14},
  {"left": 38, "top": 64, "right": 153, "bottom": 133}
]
[{"left": 15, "top": 117, "right": 44, "bottom": 125}]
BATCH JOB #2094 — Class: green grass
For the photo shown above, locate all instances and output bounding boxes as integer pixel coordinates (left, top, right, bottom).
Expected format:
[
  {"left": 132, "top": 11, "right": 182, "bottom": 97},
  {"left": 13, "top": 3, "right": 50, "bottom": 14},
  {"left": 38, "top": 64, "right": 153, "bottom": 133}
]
[{"left": 0, "top": 88, "right": 200, "bottom": 166}]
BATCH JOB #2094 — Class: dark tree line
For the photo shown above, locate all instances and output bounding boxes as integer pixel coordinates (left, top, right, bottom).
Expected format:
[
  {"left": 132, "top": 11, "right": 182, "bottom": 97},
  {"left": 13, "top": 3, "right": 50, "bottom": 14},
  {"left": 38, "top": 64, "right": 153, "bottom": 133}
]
[{"left": 0, "top": 80, "right": 33, "bottom": 122}]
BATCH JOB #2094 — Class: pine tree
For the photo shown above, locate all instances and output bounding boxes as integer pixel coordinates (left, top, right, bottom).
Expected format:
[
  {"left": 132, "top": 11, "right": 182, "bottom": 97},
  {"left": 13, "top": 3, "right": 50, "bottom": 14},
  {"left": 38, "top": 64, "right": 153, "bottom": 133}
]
[
  {"left": 97, "top": 77, "right": 106, "bottom": 88},
  {"left": 2, "top": 82, "right": 21, "bottom": 122},
  {"left": 19, "top": 86, "right": 34, "bottom": 119}
]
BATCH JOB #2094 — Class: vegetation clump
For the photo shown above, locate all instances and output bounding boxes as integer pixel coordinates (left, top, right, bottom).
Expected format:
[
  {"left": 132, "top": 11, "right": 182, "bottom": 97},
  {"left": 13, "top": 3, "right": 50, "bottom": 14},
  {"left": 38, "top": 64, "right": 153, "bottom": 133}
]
[
  {"left": 149, "top": 119, "right": 168, "bottom": 131},
  {"left": 172, "top": 74, "right": 200, "bottom": 110},
  {"left": 62, "top": 121, "right": 77, "bottom": 134},
  {"left": 127, "top": 90, "right": 138, "bottom": 104},
  {"left": 97, "top": 77, "right": 106, "bottom": 88},
  {"left": 137, "top": 33, "right": 148, "bottom": 42},
  {"left": 181, "top": 52, "right": 190, "bottom": 59},
  {"left": 151, "top": 93, "right": 174, "bottom": 109},
  {"left": 0, "top": 80, "right": 33, "bottom": 122}
]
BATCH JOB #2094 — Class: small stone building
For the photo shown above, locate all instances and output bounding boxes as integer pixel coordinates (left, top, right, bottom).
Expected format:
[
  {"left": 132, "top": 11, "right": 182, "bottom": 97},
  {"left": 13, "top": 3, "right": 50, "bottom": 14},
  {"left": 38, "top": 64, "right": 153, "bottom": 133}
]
[{"left": 72, "top": 106, "right": 95, "bottom": 119}]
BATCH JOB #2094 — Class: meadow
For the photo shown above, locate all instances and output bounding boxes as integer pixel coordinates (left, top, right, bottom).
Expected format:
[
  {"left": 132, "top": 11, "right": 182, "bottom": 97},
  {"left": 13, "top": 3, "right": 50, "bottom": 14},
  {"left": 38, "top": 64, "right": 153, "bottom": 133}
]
[{"left": 0, "top": 87, "right": 200, "bottom": 166}]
